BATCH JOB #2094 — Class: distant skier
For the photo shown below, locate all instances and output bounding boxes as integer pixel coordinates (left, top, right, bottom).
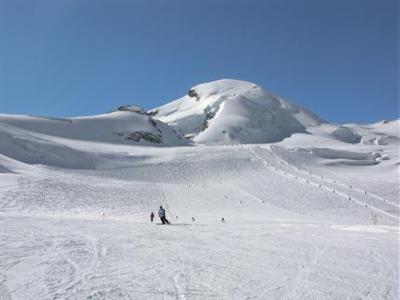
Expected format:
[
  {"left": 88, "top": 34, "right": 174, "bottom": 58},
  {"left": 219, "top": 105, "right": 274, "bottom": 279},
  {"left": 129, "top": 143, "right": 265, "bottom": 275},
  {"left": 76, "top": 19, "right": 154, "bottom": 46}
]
[
  {"left": 221, "top": 217, "right": 225, "bottom": 223},
  {"left": 150, "top": 211, "right": 155, "bottom": 222},
  {"left": 158, "top": 206, "right": 169, "bottom": 224}
]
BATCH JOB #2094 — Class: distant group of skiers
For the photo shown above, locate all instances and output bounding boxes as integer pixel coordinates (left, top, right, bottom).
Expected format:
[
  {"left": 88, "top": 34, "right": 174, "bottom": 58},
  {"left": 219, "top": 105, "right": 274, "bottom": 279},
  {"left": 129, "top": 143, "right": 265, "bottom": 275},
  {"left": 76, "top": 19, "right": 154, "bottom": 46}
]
[{"left": 150, "top": 206, "right": 225, "bottom": 224}]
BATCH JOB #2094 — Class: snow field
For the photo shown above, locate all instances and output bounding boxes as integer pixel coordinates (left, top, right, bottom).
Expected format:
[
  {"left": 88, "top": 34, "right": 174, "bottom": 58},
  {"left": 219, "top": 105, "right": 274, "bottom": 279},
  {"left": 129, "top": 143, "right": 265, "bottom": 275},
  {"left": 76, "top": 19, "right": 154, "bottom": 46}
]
[
  {"left": 0, "top": 216, "right": 397, "bottom": 300},
  {"left": 0, "top": 142, "right": 398, "bottom": 299}
]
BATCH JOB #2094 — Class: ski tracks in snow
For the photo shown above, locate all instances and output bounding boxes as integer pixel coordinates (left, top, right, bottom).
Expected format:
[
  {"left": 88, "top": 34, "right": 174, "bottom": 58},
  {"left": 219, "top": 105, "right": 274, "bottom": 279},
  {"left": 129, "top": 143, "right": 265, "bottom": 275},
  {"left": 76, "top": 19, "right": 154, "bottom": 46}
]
[
  {"left": 0, "top": 218, "right": 105, "bottom": 299},
  {"left": 282, "top": 246, "right": 328, "bottom": 300},
  {"left": 246, "top": 145, "right": 399, "bottom": 223},
  {"left": 39, "top": 231, "right": 104, "bottom": 299},
  {"left": 0, "top": 216, "right": 398, "bottom": 299}
]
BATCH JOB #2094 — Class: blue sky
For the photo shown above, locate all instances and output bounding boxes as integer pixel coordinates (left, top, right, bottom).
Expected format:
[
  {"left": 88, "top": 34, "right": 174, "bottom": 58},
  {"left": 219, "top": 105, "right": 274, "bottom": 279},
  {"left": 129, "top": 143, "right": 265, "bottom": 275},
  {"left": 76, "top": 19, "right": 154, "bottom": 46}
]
[{"left": 0, "top": 0, "right": 398, "bottom": 123}]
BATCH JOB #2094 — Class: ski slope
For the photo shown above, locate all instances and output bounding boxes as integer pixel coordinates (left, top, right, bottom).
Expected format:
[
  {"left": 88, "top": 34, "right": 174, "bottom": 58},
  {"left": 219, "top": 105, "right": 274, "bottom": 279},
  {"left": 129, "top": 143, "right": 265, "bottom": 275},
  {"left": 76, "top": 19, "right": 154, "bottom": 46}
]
[
  {"left": 1, "top": 215, "right": 397, "bottom": 299},
  {"left": 0, "top": 140, "right": 398, "bottom": 299},
  {"left": 0, "top": 82, "right": 399, "bottom": 299}
]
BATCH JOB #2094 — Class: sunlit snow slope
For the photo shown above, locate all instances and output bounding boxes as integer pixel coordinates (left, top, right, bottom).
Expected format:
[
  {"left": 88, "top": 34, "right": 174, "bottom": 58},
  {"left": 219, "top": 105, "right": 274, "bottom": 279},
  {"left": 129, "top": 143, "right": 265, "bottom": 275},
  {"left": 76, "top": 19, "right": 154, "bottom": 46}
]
[
  {"left": 150, "top": 79, "right": 323, "bottom": 144},
  {"left": 0, "top": 111, "right": 187, "bottom": 168},
  {"left": 0, "top": 80, "right": 399, "bottom": 299}
]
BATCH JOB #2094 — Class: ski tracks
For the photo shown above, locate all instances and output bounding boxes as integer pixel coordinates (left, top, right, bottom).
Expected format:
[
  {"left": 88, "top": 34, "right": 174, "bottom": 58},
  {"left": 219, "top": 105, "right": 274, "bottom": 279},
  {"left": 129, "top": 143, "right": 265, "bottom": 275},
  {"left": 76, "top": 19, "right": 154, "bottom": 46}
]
[
  {"left": 282, "top": 246, "right": 327, "bottom": 300},
  {"left": 38, "top": 231, "right": 104, "bottom": 299},
  {"left": 246, "top": 145, "right": 399, "bottom": 222}
]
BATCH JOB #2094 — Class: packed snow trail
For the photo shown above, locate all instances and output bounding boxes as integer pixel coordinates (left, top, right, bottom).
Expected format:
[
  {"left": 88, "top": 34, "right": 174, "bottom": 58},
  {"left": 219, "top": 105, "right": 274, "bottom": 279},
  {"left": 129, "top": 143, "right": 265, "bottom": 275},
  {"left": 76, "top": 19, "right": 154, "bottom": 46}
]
[
  {"left": 270, "top": 145, "right": 399, "bottom": 209},
  {"left": 246, "top": 145, "right": 398, "bottom": 224}
]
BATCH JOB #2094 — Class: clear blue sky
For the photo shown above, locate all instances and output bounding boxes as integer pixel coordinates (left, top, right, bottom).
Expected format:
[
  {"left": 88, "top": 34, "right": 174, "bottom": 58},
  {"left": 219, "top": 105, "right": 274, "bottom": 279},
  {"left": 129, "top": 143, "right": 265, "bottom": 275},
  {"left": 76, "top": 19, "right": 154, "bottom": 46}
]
[{"left": 0, "top": 0, "right": 398, "bottom": 123}]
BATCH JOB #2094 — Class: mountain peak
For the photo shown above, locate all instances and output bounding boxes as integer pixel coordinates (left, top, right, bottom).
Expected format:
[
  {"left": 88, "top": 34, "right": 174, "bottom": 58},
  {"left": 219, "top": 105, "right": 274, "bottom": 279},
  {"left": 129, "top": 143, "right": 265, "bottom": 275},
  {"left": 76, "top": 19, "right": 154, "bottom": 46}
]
[
  {"left": 187, "top": 79, "right": 259, "bottom": 99},
  {"left": 150, "top": 79, "right": 323, "bottom": 144}
]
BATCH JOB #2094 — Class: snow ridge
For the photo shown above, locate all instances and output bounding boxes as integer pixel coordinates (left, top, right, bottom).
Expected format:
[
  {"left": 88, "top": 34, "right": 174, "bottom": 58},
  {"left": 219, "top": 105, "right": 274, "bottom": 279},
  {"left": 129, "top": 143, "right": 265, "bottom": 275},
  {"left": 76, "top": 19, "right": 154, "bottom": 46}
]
[{"left": 151, "top": 79, "right": 323, "bottom": 144}]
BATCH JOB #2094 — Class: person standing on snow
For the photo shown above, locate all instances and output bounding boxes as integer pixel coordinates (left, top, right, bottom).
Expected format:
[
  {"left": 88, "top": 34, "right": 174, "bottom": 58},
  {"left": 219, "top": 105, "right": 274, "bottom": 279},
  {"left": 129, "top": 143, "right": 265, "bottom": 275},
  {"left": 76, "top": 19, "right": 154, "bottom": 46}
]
[
  {"left": 150, "top": 211, "right": 155, "bottom": 222},
  {"left": 158, "top": 206, "right": 169, "bottom": 224}
]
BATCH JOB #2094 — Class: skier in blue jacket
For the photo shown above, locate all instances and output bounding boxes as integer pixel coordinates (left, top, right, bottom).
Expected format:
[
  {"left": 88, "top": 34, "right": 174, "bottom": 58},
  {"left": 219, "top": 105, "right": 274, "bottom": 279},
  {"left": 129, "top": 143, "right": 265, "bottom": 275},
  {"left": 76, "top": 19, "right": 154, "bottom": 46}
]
[{"left": 158, "top": 206, "right": 170, "bottom": 224}]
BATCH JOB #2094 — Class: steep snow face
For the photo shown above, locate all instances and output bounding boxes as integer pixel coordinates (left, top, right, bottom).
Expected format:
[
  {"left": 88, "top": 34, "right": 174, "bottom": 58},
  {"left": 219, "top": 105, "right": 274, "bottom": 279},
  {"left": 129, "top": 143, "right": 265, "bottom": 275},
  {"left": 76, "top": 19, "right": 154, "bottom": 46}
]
[
  {"left": 150, "top": 79, "right": 323, "bottom": 144},
  {"left": 0, "top": 111, "right": 187, "bottom": 147}
]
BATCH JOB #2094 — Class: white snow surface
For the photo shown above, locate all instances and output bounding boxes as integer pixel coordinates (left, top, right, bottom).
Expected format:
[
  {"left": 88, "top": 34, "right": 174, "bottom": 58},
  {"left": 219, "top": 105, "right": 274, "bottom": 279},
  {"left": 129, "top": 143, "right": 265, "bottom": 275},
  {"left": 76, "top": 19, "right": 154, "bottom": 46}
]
[
  {"left": 151, "top": 79, "right": 323, "bottom": 144},
  {"left": 0, "top": 84, "right": 399, "bottom": 299},
  {"left": 0, "top": 111, "right": 186, "bottom": 146}
]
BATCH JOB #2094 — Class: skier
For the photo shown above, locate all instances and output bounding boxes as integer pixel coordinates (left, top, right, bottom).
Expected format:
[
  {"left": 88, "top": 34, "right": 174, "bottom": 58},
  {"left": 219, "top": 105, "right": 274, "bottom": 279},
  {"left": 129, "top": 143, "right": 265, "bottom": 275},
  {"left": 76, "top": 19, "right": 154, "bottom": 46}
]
[
  {"left": 150, "top": 211, "right": 155, "bottom": 222},
  {"left": 158, "top": 206, "right": 169, "bottom": 224}
]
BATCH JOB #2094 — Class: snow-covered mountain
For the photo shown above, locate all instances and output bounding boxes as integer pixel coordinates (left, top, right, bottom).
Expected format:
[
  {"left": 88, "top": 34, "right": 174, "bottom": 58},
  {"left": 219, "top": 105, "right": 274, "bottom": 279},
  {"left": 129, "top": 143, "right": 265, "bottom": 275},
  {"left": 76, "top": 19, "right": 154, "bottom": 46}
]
[
  {"left": 0, "top": 80, "right": 399, "bottom": 299},
  {"left": 0, "top": 106, "right": 188, "bottom": 169},
  {"left": 150, "top": 79, "right": 324, "bottom": 144},
  {"left": 0, "top": 110, "right": 186, "bottom": 146},
  {"left": 0, "top": 110, "right": 188, "bottom": 168}
]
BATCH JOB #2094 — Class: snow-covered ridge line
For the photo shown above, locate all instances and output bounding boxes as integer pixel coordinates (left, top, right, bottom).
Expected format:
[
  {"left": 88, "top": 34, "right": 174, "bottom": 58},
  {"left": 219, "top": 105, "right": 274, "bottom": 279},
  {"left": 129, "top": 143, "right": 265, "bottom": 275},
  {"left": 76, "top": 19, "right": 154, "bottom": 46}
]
[
  {"left": 151, "top": 79, "right": 324, "bottom": 144},
  {"left": 150, "top": 79, "right": 399, "bottom": 146},
  {"left": 0, "top": 110, "right": 187, "bottom": 146},
  {"left": 0, "top": 79, "right": 398, "bottom": 173},
  {"left": 1, "top": 79, "right": 398, "bottom": 148}
]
